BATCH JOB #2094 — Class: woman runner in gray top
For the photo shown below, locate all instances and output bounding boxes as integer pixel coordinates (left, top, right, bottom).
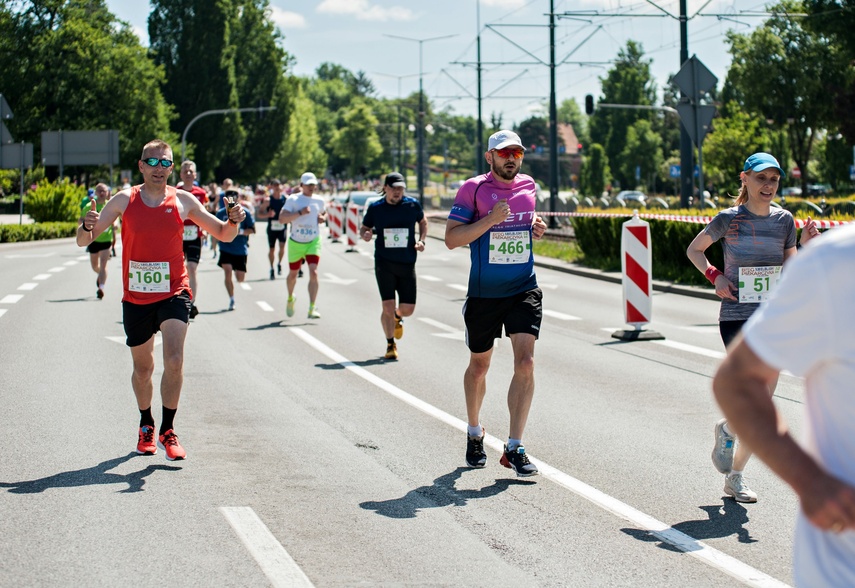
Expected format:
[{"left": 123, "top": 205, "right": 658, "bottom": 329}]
[{"left": 687, "top": 152, "right": 819, "bottom": 503}]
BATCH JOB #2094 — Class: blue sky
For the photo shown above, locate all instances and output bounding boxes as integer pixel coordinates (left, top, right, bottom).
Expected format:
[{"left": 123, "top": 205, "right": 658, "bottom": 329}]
[{"left": 105, "top": 0, "right": 766, "bottom": 126}]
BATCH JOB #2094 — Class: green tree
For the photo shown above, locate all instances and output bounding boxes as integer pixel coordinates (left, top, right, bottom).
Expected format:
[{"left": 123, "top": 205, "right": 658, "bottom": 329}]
[
  {"left": 580, "top": 143, "right": 610, "bottom": 198},
  {"left": 589, "top": 41, "right": 657, "bottom": 190},
  {"left": 331, "top": 100, "right": 383, "bottom": 177},
  {"left": 619, "top": 119, "right": 663, "bottom": 192},
  {"left": 148, "top": 0, "right": 243, "bottom": 180},
  {"left": 0, "top": 0, "right": 175, "bottom": 177},
  {"left": 817, "top": 133, "right": 852, "bottom": 192},
  {"left": 226, "top": 0, "right": 295, "bottom": 181},
  {"left": 702, "top": 103, "right": 768, "bottom": 191},
  {"left": 558, "top": 98, "right": 589, "bottom": 147},
  {"left": 268, "top": 82, "right": 327, "bottom": 181},
  {"left": 725, "top": 0, "right": 846, "bottom": 193}
]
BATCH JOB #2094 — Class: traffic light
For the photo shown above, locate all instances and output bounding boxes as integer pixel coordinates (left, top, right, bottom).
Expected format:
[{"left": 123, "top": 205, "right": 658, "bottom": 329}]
[{"left": 585, "top": 94, "right": 594, "bottom": 115}]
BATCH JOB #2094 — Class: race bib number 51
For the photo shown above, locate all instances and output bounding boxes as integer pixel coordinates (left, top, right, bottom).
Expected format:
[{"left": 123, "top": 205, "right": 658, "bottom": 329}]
[
  {"left": 128, "top": 261, "right": 170, "bottom": 293},
  {"left": 738, "top": 265, "right": 781, "bottom": 303},
  {"left": 489, "top": 230, "right": 530, "bottom": 264}
]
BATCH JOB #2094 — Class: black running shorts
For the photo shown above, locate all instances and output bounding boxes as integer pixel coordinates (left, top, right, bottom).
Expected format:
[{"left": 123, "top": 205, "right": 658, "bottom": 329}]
[
  {"left": 86, "top": 240, "right": 111, "bottom": 254},
  {"left": 374, "top": 258, "right": 417, "bottom": 304},
  {"left": 217, "top": 251, "right": 248, "bottom": 272},
  {"left": 267, "top": 229, "right": 287, "bottom": 249},
  {"left": 183, "top": 237, "right": 202, "bottom": 264},
  {"left": 463, "top": 287, "right": 543, "bottom": 353},
  {"left": 122, "top": 291, "right": 192, "bottom": 347},
  {"left": 719, "top": 320, "right": 747, "bottom": 348}
]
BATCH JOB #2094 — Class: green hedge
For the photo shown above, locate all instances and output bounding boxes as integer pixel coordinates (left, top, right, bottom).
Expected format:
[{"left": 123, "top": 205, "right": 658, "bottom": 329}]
[{"left": 0, "top": 222, "right": 77, "bottom": 243}]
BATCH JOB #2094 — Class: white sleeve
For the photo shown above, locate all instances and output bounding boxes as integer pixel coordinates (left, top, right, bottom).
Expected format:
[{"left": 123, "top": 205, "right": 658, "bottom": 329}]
[{"left": 742, "top": 252, "right": 835, "bottom": 377}]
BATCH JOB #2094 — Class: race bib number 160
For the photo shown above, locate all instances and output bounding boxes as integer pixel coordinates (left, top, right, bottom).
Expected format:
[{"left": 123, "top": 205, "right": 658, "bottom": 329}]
[{"left": 128, "top": 261, "right": 170, "bottom": 293}]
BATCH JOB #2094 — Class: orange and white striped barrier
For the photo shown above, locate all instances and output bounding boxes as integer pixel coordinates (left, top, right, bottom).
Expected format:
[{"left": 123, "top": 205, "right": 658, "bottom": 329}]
[
  {"left": 328, "top": 201, "right": 344, "bottom": 242},
  {"left": 613, "top": 212, "right": 663, "bottom": 341},
  {"left": 345, "top": 202, "right": 360, "bottom": 252}
]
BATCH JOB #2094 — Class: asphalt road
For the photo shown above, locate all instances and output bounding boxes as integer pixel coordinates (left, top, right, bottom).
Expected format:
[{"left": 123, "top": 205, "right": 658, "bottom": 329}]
[{"left": 0, "top": 225, "right": 803, "bottom": 587}]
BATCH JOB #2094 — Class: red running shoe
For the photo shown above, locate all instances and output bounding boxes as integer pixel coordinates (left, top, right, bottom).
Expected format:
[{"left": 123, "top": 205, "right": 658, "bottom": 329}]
[
  {"left": 136, "top": 425, "right": 157, "bottom": 455},
  {"left": 157, "top": 429, "right": 187, "bottom": 461}
]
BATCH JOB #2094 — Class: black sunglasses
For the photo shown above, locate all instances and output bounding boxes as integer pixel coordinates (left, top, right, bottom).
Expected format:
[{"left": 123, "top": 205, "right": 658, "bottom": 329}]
[{"left": 141, "top": 157, "right": 174, "bottom": 168}]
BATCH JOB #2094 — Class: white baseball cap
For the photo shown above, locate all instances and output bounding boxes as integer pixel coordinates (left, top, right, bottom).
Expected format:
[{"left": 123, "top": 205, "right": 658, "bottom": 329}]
[
  {"left": 488, "top": 130, "right": 525, "bottom": 151},
  {"left": 300, "top": 172, "right": 318, "bottom": 185}
]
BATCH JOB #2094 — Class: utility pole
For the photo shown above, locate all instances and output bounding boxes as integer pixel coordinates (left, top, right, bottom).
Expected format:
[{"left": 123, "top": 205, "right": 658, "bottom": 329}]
[
  {"left": 476, "top": 0, "right": 485, "bottom": 174},
  {"left": 678, "top": 0, "right": 693, "bottom": 207},
  {"left": 548, "top": 0, "right": 559, "bottom": 228}
]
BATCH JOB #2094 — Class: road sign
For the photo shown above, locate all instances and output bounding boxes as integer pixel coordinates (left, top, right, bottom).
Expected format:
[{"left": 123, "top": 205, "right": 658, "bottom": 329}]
[
  {"left": 792, "top": 167, "right": 802, "bottom": 179},
  {"left": 0, "top": 143, "right": 34, "bottom": 169},
  {"left": 1, "top": 122, "right": 12, "bottom": 144},
  {"left": 0, "top": 94, "right": 13, "bottom": 121},
  {"left": 669, "top": 165, "right": 680, "bottom": 179},
  {"left": 41, "top": 130, "right": 119, "bottom": 166},
  {"left": 849, "top": 165, "right": 855, "bottom": 181},
  {"left": 672, "top": 56, "right": 717, "bottom": 97},
  {"left": 676, "top": 103, "right": 716, "bottom": 147}
]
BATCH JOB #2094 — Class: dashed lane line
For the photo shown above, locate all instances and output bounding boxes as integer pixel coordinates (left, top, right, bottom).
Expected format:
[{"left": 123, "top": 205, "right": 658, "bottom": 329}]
[
  {"left": 256, "top": 301, "right": 275, "bottom": 312},
  {"left": 17, "top": 283, "right": 38, "bottom": 291},
  {"left": 289, "top": 327, "right": 790, "bottom": 588},
  {"left": 0, "top": 295, "right": 24, "bottom": 303},
  {"left": 220, "top": 507, "right": 315, "bottom": 588}
]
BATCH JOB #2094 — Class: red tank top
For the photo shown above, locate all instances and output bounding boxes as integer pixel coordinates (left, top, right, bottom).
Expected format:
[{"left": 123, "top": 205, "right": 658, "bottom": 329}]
[{"left": 121, "top": 185, "right": 190, "bottom": 304}]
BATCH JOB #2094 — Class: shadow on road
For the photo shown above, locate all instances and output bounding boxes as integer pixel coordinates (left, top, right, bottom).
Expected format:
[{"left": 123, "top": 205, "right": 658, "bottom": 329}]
[
  {"left": 0, "top": 452, "right": 181, "bottom": 494},
  {"left": 621, "top": 501, "right": 757, "bottom": 551},
  {"left": 360, "top": 466, "right": 535, "bottom": 519},
  {"left": 315, "top": 357, "right": 387, "bottom": 370}
]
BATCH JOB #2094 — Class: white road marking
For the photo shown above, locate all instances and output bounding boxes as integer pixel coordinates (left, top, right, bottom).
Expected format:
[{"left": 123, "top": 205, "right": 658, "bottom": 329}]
[
  {"left": 240, "top": 282, "right": 252, "bottom": 291},
  {"left": 256, "top": 301, "right": 275, "bottom": 312},
  {"left": 32, "top": 274, "right": 52, "bottom": 280},
  {"left": 62, "top": 261, "right": 78, "bottom": 266},
  {"left": 419, "top": 275, "right": 442, "bottom": 282},
  {"left": 290, "top": 327, "right": 790, "bottom": 588},
  {"left": 76, "top": 255, "right": 88, "bottom": 261},
  {"left": 654, "top": 339, "right": 726, "bottom": 360},
  {"left": 17, "top": 283, "right": 38, "bottom": 291},
  {"left": 4, "top": 253, "right": 54, "bottom": 259},
  {"left": 48, "top": 267, "right": 66, "bottom": 273},
  {"left": 539, "top": 282, "right": 559, "bottom": 289},
  {"left": 0, "top": 295, "right": 24, "bottom": 303},
  {"left": 447, "top": 284, "right": 468, "bottom": 292},
  {"left": 417, "top": 317, "right": 465, "bottom": 341},
  {"left": 323, "top": 273, "right": 357, "bottom": 285},
  {"left": 220, "top": 507, "right": 315, "bottom": 588},
  {"left": 543, "top": 309, "right": 581, "bottom": 321},
  {"left": 0, "top": 309, "right": 6, "bottom": 319}
]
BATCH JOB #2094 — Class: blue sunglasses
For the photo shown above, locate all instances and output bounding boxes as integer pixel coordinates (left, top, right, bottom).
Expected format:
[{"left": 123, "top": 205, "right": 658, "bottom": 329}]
[{"left": 141, "top": 157, "right": 173, "bottom": 168}]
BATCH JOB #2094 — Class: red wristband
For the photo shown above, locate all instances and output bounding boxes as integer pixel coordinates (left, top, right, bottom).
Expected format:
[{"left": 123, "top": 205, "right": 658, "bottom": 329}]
[{"left": 705, "top": 266, "right": 722, "bottom": 285}]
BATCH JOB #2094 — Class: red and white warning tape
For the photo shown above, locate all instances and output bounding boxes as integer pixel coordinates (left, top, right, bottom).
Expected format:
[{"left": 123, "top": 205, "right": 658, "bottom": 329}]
[{"left": 536, "top": 211, "right": 852, "bottom": 229}]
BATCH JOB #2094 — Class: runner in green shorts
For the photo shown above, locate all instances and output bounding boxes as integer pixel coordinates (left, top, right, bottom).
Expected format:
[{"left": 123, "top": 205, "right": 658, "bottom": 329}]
[{"left": 279, "top": 172, "right": 327, "bottom": 319}]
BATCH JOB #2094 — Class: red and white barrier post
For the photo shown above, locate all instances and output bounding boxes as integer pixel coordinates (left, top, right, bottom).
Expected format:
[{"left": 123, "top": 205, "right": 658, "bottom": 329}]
[
  {"left": 345, "top": 202, "right": 360, "bottom": 252},
  {"left": 612, "top": 211, "right": 664, "bottom": 341},
  {"left": 328, "top": 201, "right": 344, "bottom": 242}
]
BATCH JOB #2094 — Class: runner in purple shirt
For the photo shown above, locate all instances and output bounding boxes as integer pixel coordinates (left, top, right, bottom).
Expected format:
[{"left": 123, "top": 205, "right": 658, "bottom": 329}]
[{"left": 445, "top": 130, "right": 547, "bottom": 478}]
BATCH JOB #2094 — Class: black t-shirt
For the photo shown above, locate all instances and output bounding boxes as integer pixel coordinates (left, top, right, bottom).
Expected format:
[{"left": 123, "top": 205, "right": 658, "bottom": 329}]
[
  {"left": 361, "top": 196, "right": 424, "bottom": 264},
  {"left": 267, "top": 196, "right": 287, "bottom": 233}
]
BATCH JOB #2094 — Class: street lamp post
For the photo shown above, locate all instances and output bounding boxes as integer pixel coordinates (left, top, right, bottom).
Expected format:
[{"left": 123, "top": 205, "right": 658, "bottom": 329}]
[
  {"left": 181, "top": 106, "right": 275, "bottom": 163},
  {"left": 384, "top": 33, "right": 457, "bottom": 207},
  {"left": 372, "top": 72, "right": 420, "bottom": 181}
]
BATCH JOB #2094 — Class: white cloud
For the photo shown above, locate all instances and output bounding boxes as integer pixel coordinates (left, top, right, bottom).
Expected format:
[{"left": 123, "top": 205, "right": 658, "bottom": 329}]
[
  {"left": 316, "top": 0, "right": 416, "bottom": 22},
  {"left": 269, "top": 7, "right": 307, "bottom": 29}
]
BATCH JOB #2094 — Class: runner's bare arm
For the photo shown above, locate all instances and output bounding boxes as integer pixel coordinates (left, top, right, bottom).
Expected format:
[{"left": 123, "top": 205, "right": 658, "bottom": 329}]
[
  {"left": 76, "top": 192, "right": 128, "bottom": 246},
  {"left": 182, "top": 190, "right": 244, "bottom": 242}
]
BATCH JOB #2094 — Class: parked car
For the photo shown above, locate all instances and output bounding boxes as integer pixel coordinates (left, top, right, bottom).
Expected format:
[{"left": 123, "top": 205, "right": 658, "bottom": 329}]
[
  {"left": 615, "top": 190, "right": 647, "bottom": 204},
  {"left": 332, "top": 190, "right": 382, "bottom": 211},
  {"left": 807, "top": 184, "right": 830, "bottom": 197},
  {"left": 781, "top": 186, "right": 802, "bottom": 197}
]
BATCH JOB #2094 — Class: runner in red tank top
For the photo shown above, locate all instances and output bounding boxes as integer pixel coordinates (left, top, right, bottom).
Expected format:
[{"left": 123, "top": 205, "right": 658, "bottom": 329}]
[{"left": 77, "top": 139, "right": 246, "bottom": 461}]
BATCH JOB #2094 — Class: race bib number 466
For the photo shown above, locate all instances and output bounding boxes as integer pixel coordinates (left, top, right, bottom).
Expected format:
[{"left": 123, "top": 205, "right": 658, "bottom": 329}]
[
  {"left": 489, "top": 230, "right": 530, "bottom": 264},
  {"left": 738, "top": 265, "right": 781, "bottom": 303},
  {"left": 128, "top": 261, "right": 170, "bottom": 293}
]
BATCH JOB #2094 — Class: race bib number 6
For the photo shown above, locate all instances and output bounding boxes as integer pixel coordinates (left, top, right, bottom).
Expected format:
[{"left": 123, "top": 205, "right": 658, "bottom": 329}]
[
  {"left": 489, "top": 230, "right": 530, "bottom": 264},
  {"left": 383, "top": 228, "right": 409, "bottom": 248},
  {"left": 738, "top": 265, "right": 782, "bottom": 303},
  {"left": 128, "top": 261, "right": 170, "bottom": 293}
]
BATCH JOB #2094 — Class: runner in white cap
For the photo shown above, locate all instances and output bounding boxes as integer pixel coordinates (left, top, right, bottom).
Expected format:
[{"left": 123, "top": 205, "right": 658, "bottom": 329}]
[{"left": 279, "top": 172, "right": 327, "bottom": 319}]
